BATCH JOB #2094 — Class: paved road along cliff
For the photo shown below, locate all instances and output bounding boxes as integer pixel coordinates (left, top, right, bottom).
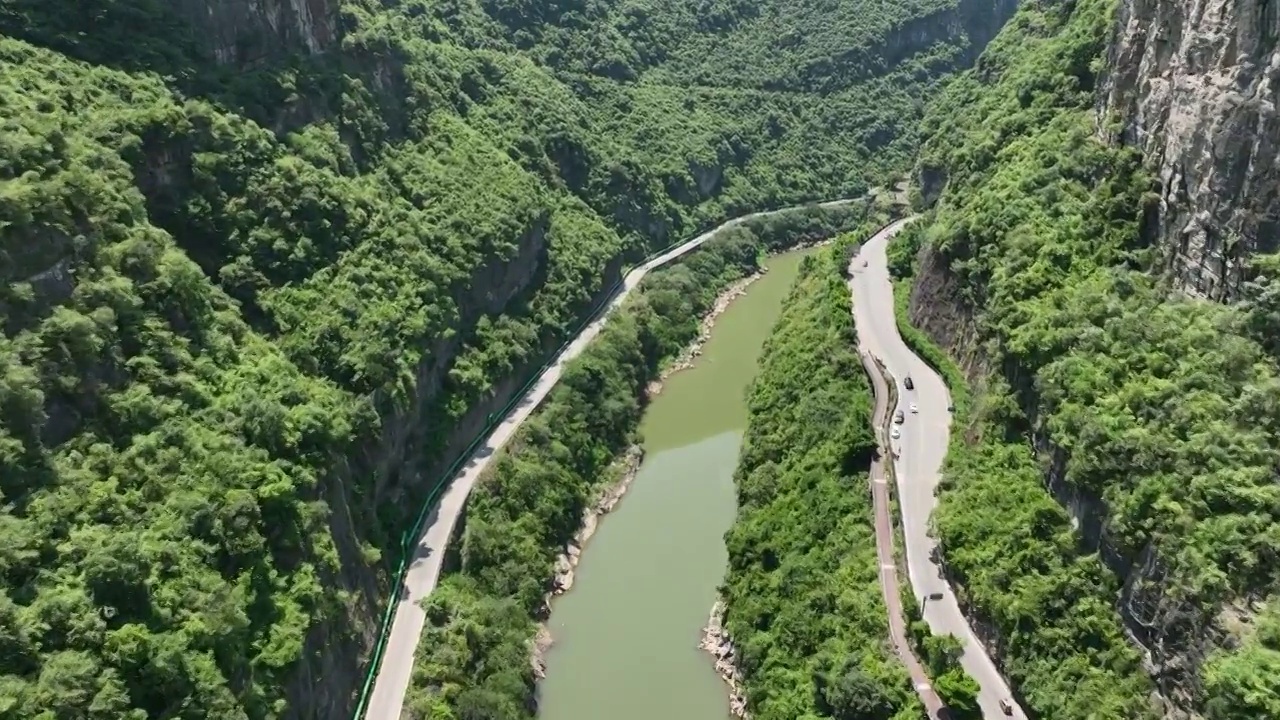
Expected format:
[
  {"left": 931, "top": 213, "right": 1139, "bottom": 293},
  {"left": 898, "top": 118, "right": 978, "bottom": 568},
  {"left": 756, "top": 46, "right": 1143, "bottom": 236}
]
[
  {"left": 363, "top": 199, "right": 860, "bottom": 720},
  {"left": 856, "top": 342, "right": 946, "bottom": 718},
  {"left": 850, "top": 217, "right": 1029, "bottom": 720}
]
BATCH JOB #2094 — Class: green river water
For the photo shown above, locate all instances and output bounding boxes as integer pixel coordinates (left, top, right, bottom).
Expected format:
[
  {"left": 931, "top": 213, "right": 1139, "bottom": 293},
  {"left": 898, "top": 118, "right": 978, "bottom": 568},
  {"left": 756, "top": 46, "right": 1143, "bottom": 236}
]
[{"left": 538, "top": 246, "right": 816, "bottom": 720}]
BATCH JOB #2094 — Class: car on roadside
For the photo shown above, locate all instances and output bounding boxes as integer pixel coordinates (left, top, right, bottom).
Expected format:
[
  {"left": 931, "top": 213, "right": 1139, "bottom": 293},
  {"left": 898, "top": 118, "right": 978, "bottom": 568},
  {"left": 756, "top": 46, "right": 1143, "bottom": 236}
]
[
  {"left": 904, "top": 376, "right": 914, "bottom": 390},
  {"left": 894, "top": 409, "right": 905, "bottom": 424},
  {"left": 890, "top": 426, "right": 901, "bottom": 440},
  {"left": 1000, "top": 698, "right": 1014, "bottom": 716}
]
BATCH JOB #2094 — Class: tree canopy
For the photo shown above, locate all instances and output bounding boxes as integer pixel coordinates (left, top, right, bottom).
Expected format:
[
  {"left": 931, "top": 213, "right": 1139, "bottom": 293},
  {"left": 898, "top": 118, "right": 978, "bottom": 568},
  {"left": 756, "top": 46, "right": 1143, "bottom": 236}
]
[{"left": 0, "top": 0, "right": 1000, "bottom": 712}]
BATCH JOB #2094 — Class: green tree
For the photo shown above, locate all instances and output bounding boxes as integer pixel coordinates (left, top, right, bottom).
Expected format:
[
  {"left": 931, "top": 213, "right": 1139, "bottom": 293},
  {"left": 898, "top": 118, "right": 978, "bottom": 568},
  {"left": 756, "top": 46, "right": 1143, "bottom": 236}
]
[
  {"left": 934, "top": 669, "right": 980, "bottom": 719},
  {"left": 822, "top": 662, "right": 898, "bottom": 720}
]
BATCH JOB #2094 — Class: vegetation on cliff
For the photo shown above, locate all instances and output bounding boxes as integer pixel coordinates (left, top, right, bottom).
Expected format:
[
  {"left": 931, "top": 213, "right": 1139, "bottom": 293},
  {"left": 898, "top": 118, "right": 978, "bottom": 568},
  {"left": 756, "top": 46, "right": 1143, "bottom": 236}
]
[
  {"left": 721, "top": 237, "right": 923, "bottom": 720},
  {"left": 0, "top": 0, "right": 1017, "bottom": 712},
  {"left": 904, "top": 0, "right": 1280, "bottom": 715},
  {"left": 1202, "top": 600, "right": 1280, "bottom": 719}
]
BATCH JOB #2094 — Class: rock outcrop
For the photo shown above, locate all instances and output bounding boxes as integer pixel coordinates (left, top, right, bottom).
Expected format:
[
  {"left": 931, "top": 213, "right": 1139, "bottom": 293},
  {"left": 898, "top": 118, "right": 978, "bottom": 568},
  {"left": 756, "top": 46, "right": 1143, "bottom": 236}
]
[
  {"left": 700, "top": 601, "right": 750, "bottom": 719},
  {"left": 175, "top": 0, "right": 340, "bottom": 67},
  {"left": 1100, "top": 0, "right": 1280, "bottom": 300},
  {"left": 1092, "top": 1, "right": 1280, "bottom": 702}
]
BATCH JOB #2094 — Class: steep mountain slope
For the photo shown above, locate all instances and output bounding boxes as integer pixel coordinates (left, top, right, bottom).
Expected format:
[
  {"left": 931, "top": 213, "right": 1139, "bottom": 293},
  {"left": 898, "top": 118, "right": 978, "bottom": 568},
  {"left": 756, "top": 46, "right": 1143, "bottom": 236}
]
[
  {"left": 1100, "top": 0, "right": 1280, "bottom": 301},
  {"left": 0, "top": 0, "right": 1019, "bottom": 717},
  {"left": 901, "top": 0, "right": 1280, "bottom": 716}
]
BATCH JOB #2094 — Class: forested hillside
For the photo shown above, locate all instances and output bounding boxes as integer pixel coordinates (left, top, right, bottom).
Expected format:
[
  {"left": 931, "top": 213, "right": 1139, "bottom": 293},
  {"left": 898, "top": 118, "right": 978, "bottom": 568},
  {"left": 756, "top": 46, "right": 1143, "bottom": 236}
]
[
  {"left": 0, "top": 0, "right": 1018, "bottom": 716},
  {"left": 720, "top": 238, "right": 923, "bottom": 720},
  {"left": 899, "top": 0, "right": 1280, "bottom": 715}
]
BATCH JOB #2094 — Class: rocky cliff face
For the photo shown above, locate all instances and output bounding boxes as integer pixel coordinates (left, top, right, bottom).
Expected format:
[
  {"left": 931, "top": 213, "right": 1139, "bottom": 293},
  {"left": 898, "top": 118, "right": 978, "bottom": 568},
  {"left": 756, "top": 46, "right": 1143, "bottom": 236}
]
[
  {"left": 785, "top": 0, "right": 1022, "bottom": 92},
  {"left": 907, "top": 2, "right": 1280, "bottom": 712},
  {"left": 907, "top": 252, "right": 1220, "bottom": 719},
  {"left": 1099, "top": 0, "right": 1280, "bottom": 300},
  {"left": 176, "top": 0, "right": 339, "bottom": 66},
  {"left": 1081, "top": 0, "right": 1280, "bottom": 705},
  {"left": 290, "top": 217, "right": 581, "bottom": 719}
]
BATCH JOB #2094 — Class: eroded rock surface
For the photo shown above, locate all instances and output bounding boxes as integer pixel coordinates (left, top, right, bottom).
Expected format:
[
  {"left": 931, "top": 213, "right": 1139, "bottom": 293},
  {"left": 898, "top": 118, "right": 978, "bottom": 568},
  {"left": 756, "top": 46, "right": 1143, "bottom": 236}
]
[{"left": 1101, "top": 0, "right": 1280, "bottom": 299}]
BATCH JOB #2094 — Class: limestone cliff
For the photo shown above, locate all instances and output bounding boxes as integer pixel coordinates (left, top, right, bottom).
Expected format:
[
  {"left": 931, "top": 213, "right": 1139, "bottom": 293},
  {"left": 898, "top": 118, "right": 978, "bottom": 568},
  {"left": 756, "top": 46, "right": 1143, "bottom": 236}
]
[
  {"left": 175, "top": 0, "right": 340, "bottom": 66},
  {"left": 0, "top": 0, "right": 1052, "bottom": 715},
  {"left": 0, "top": 0, "right": 339, "bottom": 70},
  {"left": 1099, "top": 0, "right": 1280, "bottom": 300},
  {"left": 778, "top": 0, "right": 1022, "bottom": 92}
]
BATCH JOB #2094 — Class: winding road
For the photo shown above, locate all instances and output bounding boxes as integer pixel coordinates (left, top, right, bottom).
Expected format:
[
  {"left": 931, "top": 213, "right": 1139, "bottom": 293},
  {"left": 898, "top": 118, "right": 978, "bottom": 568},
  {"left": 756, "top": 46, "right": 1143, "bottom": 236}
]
[
  {"left": 849, "top": 218, "right": 1028, "bottom": 720},
  {"left": 363, "top": 199, "right": 860, "bottom": 720},
  {"left": 859, "top": 344, "right": 947, "bottom": 718}
]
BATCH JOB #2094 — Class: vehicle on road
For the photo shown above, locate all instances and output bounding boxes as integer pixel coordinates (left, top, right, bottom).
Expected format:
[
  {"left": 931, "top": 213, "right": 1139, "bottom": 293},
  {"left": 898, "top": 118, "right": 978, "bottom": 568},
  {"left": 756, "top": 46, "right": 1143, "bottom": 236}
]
[
  {"left": 894, "top": 409, "right": 905, "bottom": 424},
  {"left": 851, "top": 217, "right": 1026, "bottom": 719},
  {"left": 947, "top": 403, "right": 955, "bottom": 412},
  {"left": 909, "top": 403, "right": 918, "bottom": 414}
]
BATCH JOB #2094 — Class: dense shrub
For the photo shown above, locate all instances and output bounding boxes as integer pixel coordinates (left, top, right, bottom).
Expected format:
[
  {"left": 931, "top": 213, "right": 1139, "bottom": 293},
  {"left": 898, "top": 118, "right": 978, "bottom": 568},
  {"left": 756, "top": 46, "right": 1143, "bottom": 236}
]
[{"left": 0, "top": 0, "right": 1010, "bottom": 712}]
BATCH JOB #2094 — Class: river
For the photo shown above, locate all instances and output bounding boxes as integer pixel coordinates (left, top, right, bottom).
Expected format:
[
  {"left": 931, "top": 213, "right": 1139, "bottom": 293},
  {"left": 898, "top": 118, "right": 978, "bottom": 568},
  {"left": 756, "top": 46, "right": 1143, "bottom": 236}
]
[{"left": 537, "top": 246, "right": 817, "bottom": 720}]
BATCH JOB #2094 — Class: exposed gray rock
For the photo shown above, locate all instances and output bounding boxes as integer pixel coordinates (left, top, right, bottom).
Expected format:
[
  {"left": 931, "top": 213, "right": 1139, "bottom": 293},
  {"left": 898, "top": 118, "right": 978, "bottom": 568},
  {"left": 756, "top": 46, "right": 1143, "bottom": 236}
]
[
  {"left": 172, "top": 0, "right": 339, "bottom": 67},
  {"left": 699, "top": 601, "right": 749, "bottom": 719},
  {"left": 1100, "top": 0, "right": 1280, "bottom": 300},
  {"left": 1092, "top": 1, "right": 1280, "bottom": 708},
  {"left": 531, "top": 444, "right": 645, "bottom": 680}
]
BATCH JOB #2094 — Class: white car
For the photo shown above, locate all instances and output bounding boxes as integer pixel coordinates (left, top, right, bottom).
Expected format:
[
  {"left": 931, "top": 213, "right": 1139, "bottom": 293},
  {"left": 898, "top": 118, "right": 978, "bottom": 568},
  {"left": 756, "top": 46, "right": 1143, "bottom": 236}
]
[
  {"left": 909, "top": 403, "right": 918, "bottom": 414},
  {"left": 890, "top": 426, "right": 901, "bottom": 440}
]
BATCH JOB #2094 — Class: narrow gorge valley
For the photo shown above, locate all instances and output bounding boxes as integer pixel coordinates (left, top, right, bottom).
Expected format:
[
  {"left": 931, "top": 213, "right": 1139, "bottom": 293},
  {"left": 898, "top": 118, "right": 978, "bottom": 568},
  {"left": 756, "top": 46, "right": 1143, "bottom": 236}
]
[{"left": 1, "top": 0, "right": 1278, "bottom": 718}]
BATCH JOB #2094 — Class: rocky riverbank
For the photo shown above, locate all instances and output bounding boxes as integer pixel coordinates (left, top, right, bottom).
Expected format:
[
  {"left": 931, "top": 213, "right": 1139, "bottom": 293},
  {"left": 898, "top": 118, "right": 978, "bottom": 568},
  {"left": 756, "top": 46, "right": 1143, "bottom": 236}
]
[
  {"left": 700, "top": 600, "right": 750, "bottom": 718},
  {"left": 532, "top": 443, "right": 644, "bottom": 679},
  {"left": 645, "top": 272, "right": 764, "bottom": 396},
  {"left": 530, "top": 255, "right": 770, "bottom": 680},
  {"left": 687, "top": 239, "right": 838, "bottom": 718}
]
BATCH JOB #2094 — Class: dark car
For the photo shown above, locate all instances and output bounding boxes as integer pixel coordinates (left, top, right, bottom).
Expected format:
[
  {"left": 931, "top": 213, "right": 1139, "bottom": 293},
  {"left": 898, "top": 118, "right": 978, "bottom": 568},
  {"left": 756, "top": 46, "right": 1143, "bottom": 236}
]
[{"left": 904, "top": 376, "right": 914, "bottom": 390}]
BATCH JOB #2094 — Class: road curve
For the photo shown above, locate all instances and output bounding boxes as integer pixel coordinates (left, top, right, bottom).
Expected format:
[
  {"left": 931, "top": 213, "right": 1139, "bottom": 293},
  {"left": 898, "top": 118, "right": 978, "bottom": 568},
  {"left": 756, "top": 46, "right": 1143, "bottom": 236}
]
[
  {"left": 849, "top": 218, "right": 1029, "bottom": 720},
  {"left": 364, "top": 198, "right": 862, "bottom": 720},
  {"left": 858, "top": 347, "right": 946, "bottom": 717}
]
